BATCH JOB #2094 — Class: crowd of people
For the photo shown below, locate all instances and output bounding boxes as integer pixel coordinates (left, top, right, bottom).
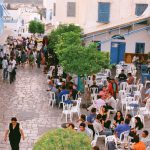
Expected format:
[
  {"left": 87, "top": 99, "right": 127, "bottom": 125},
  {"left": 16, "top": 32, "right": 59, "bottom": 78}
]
[
  {"left": 0, "top": 36, "right": 47, "bottom": 83},
  {"left": 45, "top": 66, "right": 150, "bottom": 149}
]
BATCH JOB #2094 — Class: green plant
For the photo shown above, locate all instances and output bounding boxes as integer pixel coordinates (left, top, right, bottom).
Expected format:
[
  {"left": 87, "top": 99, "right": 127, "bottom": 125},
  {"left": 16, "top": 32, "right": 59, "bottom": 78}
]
[
  {"left": 33, "top": 128, "right": 92, "bottom": 150},
  {"left": 29, "top": 20, "right": 45, "bottom": 34}
]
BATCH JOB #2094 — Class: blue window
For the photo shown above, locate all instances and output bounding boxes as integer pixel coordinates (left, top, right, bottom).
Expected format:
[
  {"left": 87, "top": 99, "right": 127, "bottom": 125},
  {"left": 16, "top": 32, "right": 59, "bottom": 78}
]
[
  {"left": 135, "top": 43, "right": 145, "bottom": 54},
  {"left": 135, "top": 4, "right": 148, "bottom": 16},
  {"left": 98, "top": 2, "right": 110, "bottom": 23}
]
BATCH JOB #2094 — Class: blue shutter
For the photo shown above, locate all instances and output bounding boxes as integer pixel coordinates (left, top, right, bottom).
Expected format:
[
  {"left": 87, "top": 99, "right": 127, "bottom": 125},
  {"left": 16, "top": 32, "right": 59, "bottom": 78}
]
[
  {"left": 98, "top": 2, "right": 110, "bottom": 23},
  {"left": 135, "top": 4, "right": 148, "bottom": 16},
  {"left": 0, "top": 5, "right": 3, "bottom": 18}
]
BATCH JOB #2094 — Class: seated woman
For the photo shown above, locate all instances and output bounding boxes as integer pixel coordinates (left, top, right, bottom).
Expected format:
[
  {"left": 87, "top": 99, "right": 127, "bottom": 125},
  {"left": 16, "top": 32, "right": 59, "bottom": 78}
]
[
  {"left": 130, "top": 117, "right": 144, "bottom": 139},
  {"left": 99, "top": 106, "right": 111, "bottom": 129},
  {"left": 113, "top": 111, "right": 124, "bottom": 127}
]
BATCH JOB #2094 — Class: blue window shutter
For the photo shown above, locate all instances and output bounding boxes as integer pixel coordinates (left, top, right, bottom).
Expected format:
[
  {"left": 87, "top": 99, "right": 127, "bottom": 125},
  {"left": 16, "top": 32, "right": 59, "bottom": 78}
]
[
  {"left": 98, "top": 2, "right": 110, "bottom": 23},
  {"left": 135, "top": 4, "right": 148, "bottom": 16},
  {"left": 0, "top": 5, "right": 3, "bottom": 18}
]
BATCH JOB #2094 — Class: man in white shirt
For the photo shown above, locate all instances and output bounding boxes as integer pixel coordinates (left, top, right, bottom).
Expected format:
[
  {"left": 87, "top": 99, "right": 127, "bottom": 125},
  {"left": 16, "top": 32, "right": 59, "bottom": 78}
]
[
  {"left": 106, "top": 92, "right": 116, "bottom": 109},
  {"left": 87, "top": 95, "right": 106, "bottom": 111},
  {"left": 8, "top": 57, "right": 16, "bottom": 84},
  {"left": 141, "top": 130, "right": 149, "bottom": 147},
  {"left": 2, "top": 56, "right": 8, "bottom": 80}
]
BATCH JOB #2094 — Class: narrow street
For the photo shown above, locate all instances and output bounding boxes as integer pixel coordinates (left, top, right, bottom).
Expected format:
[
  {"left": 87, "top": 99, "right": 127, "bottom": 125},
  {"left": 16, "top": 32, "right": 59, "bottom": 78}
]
[{"left": 0, "top": 66, "right": 62, "bottom": 150}]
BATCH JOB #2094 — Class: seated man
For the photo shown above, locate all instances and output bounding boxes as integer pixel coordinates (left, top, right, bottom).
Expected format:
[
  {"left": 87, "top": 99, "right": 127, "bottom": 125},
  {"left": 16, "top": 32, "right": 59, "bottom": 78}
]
[
  {"left": 86, "top": 108, "right": 97, "bottom": 135},
  {"left": 57, "top": 85, "right": 69, "bottom": 104},
  {"left": 78, "top": 122, "right": 91, "bottom": 137},
  {"left": 118, "top": 69, "right": 127, "bottom": 83},
  {"left": 87, "top": 95, "right": 106, "bottom": 111},
  {"left": 105, "top": 92, "right": 116, "bottom": 110},
  {"left": 140, "top": 130, "right": 149, "bottom": 147},
  {"left": 114, "top": 119, "right": 131, "bottom": 138},
  {"left": 131, "top": 135, "right": 146, "bottom": 150},
  {"left": 90, "top": 81, "right": 99, "bottom": 93}
]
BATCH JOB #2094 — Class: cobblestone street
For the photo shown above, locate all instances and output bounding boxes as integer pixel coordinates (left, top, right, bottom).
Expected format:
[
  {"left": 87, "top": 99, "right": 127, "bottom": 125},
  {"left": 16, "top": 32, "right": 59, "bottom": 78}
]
[{"left": 0, "top": 66, "right": 63, "bottom": 150}]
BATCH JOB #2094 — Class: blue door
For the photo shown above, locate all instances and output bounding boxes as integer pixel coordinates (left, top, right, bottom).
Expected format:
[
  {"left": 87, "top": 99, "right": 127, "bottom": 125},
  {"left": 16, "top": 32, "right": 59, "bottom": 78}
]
[{"left": 110, "top": 42, "right": 126, "bottom": 64}]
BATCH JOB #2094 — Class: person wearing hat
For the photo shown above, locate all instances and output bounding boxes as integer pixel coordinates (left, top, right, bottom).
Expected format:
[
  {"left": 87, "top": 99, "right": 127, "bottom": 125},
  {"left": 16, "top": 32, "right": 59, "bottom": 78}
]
[{"left": 4, "top": 117, "right": 25, "bottom": 150}]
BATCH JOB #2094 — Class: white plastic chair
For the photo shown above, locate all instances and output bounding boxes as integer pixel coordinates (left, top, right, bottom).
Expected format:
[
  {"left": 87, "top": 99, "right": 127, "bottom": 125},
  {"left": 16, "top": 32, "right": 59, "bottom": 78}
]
[
  {"left": 120, "top": 82, "right": 128, "bottom": 91},
  {"left": 86, "top": 127, "right": 93, "bottom": 140},
  {"left": 93, "top": 126, "right": 106, "bottom": 141},
  {"left": 125, "top": 97, "right": 137, "bottom": 116},
  {"left": 105, "top": 135, "right": 118, "bottom": 148},
  {"left": 71, "top": 98, "right": 81, "bottom": 119},
  {"left": 90, "top": 87, "right": 99, "bottom": 95},
  {"left": 49, "top": 92, "right": 56, "bottom": 108},
  {"left": 138, "top": 98, "right": 150, "bottom": 119},
  {"left": 59, "top": 94, "right": 69, "bottom": 108},
  {"left": 134, "top": 84, "right": 143, "bottom": 103},
  {"left": 118, "top": 130, "right": 130, "bottom": 144},
  {"left": 61, "top": 103, "right": 73, "bottom": 122},
  {"left": 108, "top": 99, "right": 119, "bottom": 115}
]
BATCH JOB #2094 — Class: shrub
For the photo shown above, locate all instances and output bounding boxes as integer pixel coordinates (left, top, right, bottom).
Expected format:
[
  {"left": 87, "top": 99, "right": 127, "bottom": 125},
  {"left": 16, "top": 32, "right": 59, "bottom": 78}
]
[{"left": 33, "top": 128, "right": 92, "bottom": 150}]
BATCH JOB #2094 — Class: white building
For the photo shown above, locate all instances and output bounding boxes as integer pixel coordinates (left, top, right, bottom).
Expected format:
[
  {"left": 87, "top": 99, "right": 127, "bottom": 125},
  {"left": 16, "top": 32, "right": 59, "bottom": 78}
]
[
  {"left": 43, "top": 0, "right": 150, "bottom": 64},
  {"left": 4, "top": 5, "right": 41, "bottom": 35}
]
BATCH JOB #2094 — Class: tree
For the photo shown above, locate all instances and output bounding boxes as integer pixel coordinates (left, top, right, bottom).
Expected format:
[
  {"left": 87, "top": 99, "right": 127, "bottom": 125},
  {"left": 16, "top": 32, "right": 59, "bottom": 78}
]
[
  {"left": 37, "top": 21, "right": 45, "bottom": 34},
  {"left": 48, "top": 24, "right": 82, "bottom": 51},
  {"left": 28, "top": 20, "right": 45, "bottom": 34},
  {"left": 28, "top": 20, "right": 37, "bottom": 34},
  {"left": 55, "top": 31, "right": 110, "bottom": 76},
  {"left": 47, "top": 24, "right": 110, "bottom": 76}
]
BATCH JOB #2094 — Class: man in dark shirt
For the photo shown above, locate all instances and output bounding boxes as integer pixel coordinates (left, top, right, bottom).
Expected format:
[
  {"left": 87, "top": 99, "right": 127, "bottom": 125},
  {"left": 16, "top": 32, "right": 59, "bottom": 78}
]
[{"left": 118, "top": 70, "right": 127, "bottom": 82}]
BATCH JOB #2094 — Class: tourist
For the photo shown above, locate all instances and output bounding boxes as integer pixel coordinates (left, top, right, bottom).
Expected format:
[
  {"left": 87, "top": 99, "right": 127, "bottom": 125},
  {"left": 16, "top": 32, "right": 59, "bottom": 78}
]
[
  {"left": 8, "top": 57, "right": 17, "bottom": 84},
  {"left": 93, "top": 114, "right": 103, "bottom": 133},
  {"left": 21, "top": 51, "right": 26, "bottom": 68},
  {"left": 29, "top": 51, "right": 34, "bottom": 68},
  {"left": 78, "top": 122, "right": 87, "bottom": 133},
  {"left": 114, "top": 119, "right": 130, "bottom": 138},
  {"left": 36, "top": 51, "right": 41, "bottom": 68},
  {"left": 99, "top": 106, "right": 111, "bottom": 128},
  {"left": 2, "top": 56, "right": 8, "bottom": 80},
  {"left": 105, "top": 92, "right": 116, "bottom": 110},
  {"left": 57, "top": 85, "right": 69, "bottom": 104},
  {"left": 127, "top": 73, "right": 134, "bottom": 85},
  {"left": 118, "top": 69, "right": 127, "bottom": 83},
  {"left": 130, "top": 135, "right": 146, "bottom": 150},
  {"left": 111, "top": 78, "right": 118, "bottom": 99},
  {"left": 4, "top": 117, "right": 25, "bottom": 150},
  {"left": 77, "top": 114, "right": 86, "bottom": 127},
  {"left": 99, "top": 86, "right": 108, "bottom": 100},
  {"left": 130, "top": 117, "right": 144, "bottom": 138},
  {"left": 87, "top": 95, "right": 106, "bottom": 111},
  {"left": 113, "top": 111, "right": 124, "bottom": 126},
  {"left": 107, "top": 77, "right": 114, "bottom": 96},
  {"left": 141, "top": 130, "right": 149, "bottom": 147},
  {"left": 86, "top": 108, "right": 97, "bottom": 135},
  {"left": 67, "top": 123, "right": 75, "bottom": 130}
]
